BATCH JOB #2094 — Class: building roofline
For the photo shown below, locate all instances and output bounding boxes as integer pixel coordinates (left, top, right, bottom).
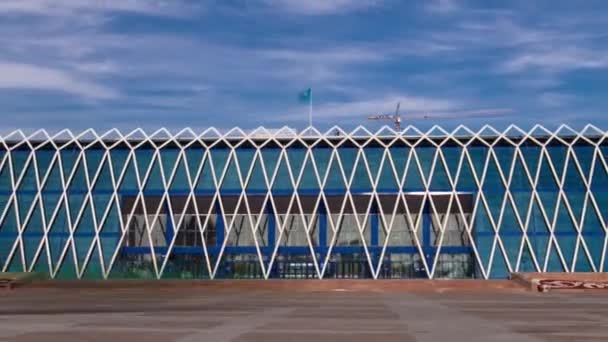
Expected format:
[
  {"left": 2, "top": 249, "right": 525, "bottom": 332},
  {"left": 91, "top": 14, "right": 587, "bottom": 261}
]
[{"left": 0, "top": 125, "right": 606, "bottom": 147}]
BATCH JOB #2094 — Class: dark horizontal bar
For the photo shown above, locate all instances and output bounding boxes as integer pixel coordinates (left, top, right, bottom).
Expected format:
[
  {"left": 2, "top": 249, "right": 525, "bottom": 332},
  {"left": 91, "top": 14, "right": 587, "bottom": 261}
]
[
  {"left": 0, "top": 231, "right": 600, "bottom": 239},
  {"left": 0, "top": 232, "right": 121, "bottom": 238},
  {"left": 0, "top": 188, "right": 598, "bottom": 196},
  {"left": 119, "top": 245, "right": 476, "bottom": 256}
]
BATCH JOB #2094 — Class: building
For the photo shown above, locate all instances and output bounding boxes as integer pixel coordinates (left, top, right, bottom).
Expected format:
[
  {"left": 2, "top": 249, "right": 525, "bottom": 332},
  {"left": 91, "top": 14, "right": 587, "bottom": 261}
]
[{"left": 0, "top": 125, "right": 606, "bottom": 280}]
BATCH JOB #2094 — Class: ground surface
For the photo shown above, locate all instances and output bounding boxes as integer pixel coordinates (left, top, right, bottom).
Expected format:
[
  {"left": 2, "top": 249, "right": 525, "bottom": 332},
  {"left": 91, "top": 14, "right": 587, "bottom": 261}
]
[{"left": 0, "top": 281, "right": 606, "bottom": 341}]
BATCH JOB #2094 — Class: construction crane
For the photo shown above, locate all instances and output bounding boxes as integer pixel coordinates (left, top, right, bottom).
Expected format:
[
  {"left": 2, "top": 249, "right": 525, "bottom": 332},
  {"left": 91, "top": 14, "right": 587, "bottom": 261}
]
[{"left": 367, "top": 102, "right": 402, "bottom": 130}]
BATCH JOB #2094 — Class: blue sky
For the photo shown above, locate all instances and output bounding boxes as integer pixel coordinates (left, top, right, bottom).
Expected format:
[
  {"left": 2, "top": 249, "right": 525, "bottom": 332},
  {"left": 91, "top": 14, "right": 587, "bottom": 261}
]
[{"left": 0, "top": 0, "right": 607, "bottom": 133}]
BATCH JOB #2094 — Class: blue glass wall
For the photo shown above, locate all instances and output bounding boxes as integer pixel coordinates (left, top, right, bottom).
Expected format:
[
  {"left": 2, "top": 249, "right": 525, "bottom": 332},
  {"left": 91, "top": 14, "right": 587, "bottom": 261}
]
[{"left": 0, "top": 130, "right": 605, "bottom": 279}]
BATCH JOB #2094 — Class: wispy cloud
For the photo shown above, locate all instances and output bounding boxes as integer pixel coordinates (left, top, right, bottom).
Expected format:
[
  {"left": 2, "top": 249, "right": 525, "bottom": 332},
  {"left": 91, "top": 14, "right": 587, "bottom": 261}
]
[
  {"left": 423, "top": 13, "right": 606, "bottom": 67},
  {"left": 73, "top": 61, "right": 119, "bottom": 74},
  {"left": 321, "top": 95, "right": 458, "bottom": 118},
  {"left": 275, "top": 94, "right": 514, "bottom": 125},
  {"left": 538, "top": 92, "right": 575, "bottom": 107},
  {"left": 428, "top": 19, "right": 568, "bottom": 51},
  {"left": 425, "top": 0, "right": 460, "bottom": 14},
  {"left": 415, "top": 108, "right": 515, "bottom": 119},
  {"left": 0, "top": 61, "right": 118, "bottom": 99},
  {"left": 418, "top": 12, "right": 608, "bottom": 93},
  {"left": 0, "top": 1, "right": 605, "bottom": 131},
  {"left": 261, "top": 47, "right": 386, "bottom": 64},
  {"left": 276, "top": 94, "right": 462, "bottom": 121},
  {"left": 0, "top": 0, "right": 200, "bottom": 17},
  {"left": 260, "top": 0, "right": 381, "bottom": 15},
  {"left": 0, "top": 1, "right": 204, "bottom": 104},
  {"left": 499, "top": 48, "right": 608, "bottom": 74}
]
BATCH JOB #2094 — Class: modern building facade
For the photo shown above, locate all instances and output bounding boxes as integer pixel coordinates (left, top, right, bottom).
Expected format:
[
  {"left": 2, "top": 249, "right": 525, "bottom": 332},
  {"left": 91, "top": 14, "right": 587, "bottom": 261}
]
[{"left": 0, "top": 125, "right": 606, "bottom": 280}]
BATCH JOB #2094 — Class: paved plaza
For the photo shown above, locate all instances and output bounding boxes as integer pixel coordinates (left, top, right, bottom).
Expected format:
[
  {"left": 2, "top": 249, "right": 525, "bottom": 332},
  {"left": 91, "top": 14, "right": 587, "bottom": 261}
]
[{"left": 0, "top": 282, "right": 606, "bottom": 341}]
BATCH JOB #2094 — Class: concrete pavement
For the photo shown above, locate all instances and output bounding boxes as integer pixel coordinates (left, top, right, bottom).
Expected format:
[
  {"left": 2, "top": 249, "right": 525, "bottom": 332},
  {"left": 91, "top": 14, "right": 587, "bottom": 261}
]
[{"left": 0, "top": 284, "right": 606, "bottom": 341}]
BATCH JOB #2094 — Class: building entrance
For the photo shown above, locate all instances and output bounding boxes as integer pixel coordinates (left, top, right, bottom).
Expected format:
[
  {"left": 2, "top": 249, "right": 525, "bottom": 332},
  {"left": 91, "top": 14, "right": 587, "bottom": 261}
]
[
  {"left": 118, "top": 193, "right": 476, "bottom": 279},
  {"left": 377, "top": 193, "right": 476, "bottom": 279},
  {"left": 261, "top": 192, "right": 476, "bottom": 280}
]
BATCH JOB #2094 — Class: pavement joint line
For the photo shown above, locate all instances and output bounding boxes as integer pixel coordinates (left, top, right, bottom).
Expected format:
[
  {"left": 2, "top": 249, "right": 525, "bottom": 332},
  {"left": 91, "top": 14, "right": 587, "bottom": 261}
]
[
  {"left": 176, "top": 307, "right": 295, "bottom": 342},
  {"left": 383, "top": 294, "right": 541, "bottom": 342}
]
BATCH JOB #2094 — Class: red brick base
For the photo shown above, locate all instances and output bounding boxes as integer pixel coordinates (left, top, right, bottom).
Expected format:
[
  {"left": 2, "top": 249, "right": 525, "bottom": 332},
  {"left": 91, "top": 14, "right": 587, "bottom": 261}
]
[{"left": 26, "top": 279, "right": 526, "bottom": 293}]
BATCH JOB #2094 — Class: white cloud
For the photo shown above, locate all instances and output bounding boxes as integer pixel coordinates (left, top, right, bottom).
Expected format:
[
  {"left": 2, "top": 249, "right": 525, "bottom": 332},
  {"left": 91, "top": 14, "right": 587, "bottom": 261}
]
[
  {"left": 420, "top": 108, "right": 514, "bottom": 119},
  {"left": 73, "top": 61, "right": 118, "bottom": 74},
  {"left": 429, "top": 19, "right": 564, "bottom": 51},
  {"left": 0, "top": 0, "right": 199, "bottom": 17},
  {"left": 539, "top": 92, "right": 575, "bottom": 107},
  {"left": 499, "top": 48, "right": 608, "bottom": 74},
  {"left": 322, "top": 95, "right": 457, "bottom": 118},
  {"left": 0, "top": 61, "right": 118, "bottom": 99},
  {"left": 509, "top": 75, "right": 562, "bottom": 89},
  {"left": 424, "top": 15, "right": 608, "bottom": 82},
  {"left": 261, "top": 0, "right": 380, "bottom": 15},
  {"left": 275, "top": 94, "right": 516, "bottom": 123},
  {"left": 257, "top": 46, "right": 388, "bottom": 82},
  {"left": 261, "top": 47, "right": 385, "bottom": 64},
  {"left": 0, "top": 1, "right": 599, "bottom": 130},
  {"left": 276, "top": 95, "right": 459, "bottom": 121},
  {"left": 426, "top": 0, "right": 459, "bottom": 14}
]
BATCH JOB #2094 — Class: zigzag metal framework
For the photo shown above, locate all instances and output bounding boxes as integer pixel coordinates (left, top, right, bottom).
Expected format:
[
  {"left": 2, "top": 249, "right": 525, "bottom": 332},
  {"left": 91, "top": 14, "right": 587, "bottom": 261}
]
[{"left": 0, "top": 124, "right": 607, "bottom": 279}]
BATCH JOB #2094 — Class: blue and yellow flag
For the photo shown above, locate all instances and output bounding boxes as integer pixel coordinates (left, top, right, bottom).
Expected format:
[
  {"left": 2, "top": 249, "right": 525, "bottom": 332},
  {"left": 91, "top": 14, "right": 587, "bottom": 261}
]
[{"left": 298, "top": 88, "right": 311, "bottom": 103}]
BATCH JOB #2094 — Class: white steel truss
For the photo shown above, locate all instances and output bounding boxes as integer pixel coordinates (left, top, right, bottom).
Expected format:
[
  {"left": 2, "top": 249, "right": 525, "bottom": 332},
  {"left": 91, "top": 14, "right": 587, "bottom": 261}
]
[{"left": 0, "top": 124, "right": 606, "bottom": 279}]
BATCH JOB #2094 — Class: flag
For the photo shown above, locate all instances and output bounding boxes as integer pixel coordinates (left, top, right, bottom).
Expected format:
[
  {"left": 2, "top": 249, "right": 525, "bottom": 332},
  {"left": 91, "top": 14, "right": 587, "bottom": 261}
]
[
  {"left": 298, "top": 88, "right": 311, "bottom": 103},
  {"left": 298, "top": 88, "right": 313, "bottom": 126}
]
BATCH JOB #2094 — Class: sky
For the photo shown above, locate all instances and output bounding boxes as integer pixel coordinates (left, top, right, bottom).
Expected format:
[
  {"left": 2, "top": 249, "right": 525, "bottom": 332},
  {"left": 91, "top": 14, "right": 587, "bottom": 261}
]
[{"left": 0, "top": 0, "right": 607, "bottom": 134}]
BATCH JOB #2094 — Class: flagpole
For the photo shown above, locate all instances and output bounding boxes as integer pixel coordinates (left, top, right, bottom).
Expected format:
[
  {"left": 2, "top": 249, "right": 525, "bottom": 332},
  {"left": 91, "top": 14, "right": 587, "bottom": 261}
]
[{"left": 308, "top": 88, "right": 313, "bottom": 127}]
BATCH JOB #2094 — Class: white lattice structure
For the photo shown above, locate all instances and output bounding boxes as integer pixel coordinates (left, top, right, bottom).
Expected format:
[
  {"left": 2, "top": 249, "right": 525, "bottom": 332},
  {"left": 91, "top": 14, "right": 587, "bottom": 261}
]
[{"left": 0, "top": 124, "right": 606, "bottom": 279}]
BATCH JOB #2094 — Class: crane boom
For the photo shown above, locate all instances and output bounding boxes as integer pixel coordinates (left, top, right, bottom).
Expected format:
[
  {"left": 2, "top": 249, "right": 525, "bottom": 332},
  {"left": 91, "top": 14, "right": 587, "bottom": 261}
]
[
  {"left": 367, "top": 115, "right": 395, "bottom": 120},
  {"left": 367, "top": 102, "right": 401, "bottom": 130}
]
